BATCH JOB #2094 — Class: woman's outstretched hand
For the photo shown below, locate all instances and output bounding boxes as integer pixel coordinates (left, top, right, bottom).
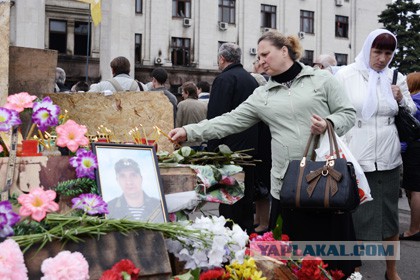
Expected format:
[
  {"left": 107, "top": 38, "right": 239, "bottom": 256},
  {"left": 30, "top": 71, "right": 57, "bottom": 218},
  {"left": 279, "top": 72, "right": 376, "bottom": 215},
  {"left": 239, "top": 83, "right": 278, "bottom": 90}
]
[
  {"left": 168, "top": 127, "right": 187, "bottom": 143},
  {"left": 310, "top": 114, "right": 327, "bottom": 135}
]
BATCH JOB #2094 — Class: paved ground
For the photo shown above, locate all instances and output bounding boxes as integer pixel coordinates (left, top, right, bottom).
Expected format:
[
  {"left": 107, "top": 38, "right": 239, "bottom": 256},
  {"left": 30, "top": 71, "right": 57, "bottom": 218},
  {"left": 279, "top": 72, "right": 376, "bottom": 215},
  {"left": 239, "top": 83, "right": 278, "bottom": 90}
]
[
  {"left": 360, "top": 194, "right": 420, "bottom": 280},
  {"left": 191, "top": 192, "right": 420, "bottom": 279}
]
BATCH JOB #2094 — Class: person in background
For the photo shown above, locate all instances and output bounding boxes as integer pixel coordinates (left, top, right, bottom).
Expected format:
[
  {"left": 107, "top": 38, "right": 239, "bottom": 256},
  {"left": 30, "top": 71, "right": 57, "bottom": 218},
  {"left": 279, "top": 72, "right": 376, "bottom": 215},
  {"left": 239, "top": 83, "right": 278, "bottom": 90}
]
[
  {"left": 207, "top": 42, "right": 259, "bottom": 234},
  {"left": 55, "top": 67, "right": 70, "bottom": 92},
  {"left": 249, "top": 59, "right": 271, "bottom": 234},
  {"left": 176, "top": 81, "right": 207, "bottom": 150},
  {"left": 149, "top": 67, "right": 178, "bottom": 127},
  {"left": 313, "top": 54, "right": 337, "bottom": 74},
  {"left": 399, "top": 72, "right": 420, "bottom": 241},
  {"left": 89, "top": 56, "right": 140, "bottom": 93},
  {"left": 197, "top": 81, "right": 211, "bottom": 102},
  {"left": 250, "top": 59, "right": 269, "bottom": 85},
  {"left": 169, "top": 31, "right": 358, "bottom": 276},
  {"left": 71, "top": 81, "right": 90, "bottom": 92},
  {"left": 335, "top": 29, "right": 416, "bottom": 280}
]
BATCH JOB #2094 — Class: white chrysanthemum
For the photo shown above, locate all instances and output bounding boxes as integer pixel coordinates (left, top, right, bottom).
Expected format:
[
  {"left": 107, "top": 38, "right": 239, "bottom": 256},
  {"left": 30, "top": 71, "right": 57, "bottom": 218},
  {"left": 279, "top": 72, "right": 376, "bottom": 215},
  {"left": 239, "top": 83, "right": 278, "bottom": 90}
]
[
  {"left": 231, "top": 224, "right": 249, "bottom": 247},
  {"left": 233, "top": 248, "right": 246, "bottom": 263},
  {"left": 166, "top": 215, "right": 248, "bottom": 269}
]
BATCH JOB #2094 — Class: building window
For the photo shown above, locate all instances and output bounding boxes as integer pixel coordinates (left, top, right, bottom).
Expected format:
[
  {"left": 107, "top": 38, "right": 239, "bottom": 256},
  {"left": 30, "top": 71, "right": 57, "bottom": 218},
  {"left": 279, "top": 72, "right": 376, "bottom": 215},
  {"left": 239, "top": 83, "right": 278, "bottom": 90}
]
[
  {"left": 261, "top": 4, "right": 276, "bottom": 28},
  {"left": 171, "top": 37, "right": 191, "bottom": 66},
  {"left": 335, "top": 53, "right": 348, "bottom": 66},
  {"left": 300, "top": 10, "right": 314, "bottom": 34},
  {"left": 172, "top": 0, "right": 191, "bottom": 18},
  {"left": 135, "top": 0, "right": 142, "bottom": 14},
  {"left": 335, "top": 15, "right": 349, "bottom": 38},
  {"left": 301, "top": 50, "right": 314, "bottom": 66},
  {"left": 135, "top": 34, "right": 142, "bottom": 64},
  {"left": 49, "top": 19, "right": 67, "bottom": 54},
  {"left": 74, "top": 21, "right": 90, "bottom": 56},
  {"left": 218, "top": 0, "right": 235, "bottom": 24}
]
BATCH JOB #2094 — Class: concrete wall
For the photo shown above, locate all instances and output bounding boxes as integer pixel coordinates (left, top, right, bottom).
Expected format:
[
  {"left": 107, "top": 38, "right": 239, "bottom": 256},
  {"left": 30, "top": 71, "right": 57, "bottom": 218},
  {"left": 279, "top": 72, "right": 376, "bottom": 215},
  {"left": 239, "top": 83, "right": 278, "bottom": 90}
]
[
  {"left": 9, "top": 46, "right": 57, "bottom": 97},
  {"left": 0, "top": 0, "right": 10, "bottom": 104}
]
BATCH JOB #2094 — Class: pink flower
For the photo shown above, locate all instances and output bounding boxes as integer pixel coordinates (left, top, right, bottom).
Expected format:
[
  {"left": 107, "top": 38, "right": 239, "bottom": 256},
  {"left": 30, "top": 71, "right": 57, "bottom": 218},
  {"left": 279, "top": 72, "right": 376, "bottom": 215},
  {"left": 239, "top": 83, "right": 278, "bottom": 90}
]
[
  {"left": 32, "top": 96, "right": 60, "bottom": 132},
  {"left": 17, "top": 187, "right": 59, "bottom": 222},
  {"left": 0, "top": 107, "right": 21, "bottom": 132},
  {"left": 219, "top": 176, "right": 236, "bottom": 186},
  {"left": 3, "top": 92, "right": 37, "bottom": 113},
  {"left": 0, "top": 239, "right": 28, "bottom": 279},
  {"left": 56, "top": 120, "right": 89, "bottom": 153},
  {"left": 41, "top": 250, "right": 89, "bottom": 280}
]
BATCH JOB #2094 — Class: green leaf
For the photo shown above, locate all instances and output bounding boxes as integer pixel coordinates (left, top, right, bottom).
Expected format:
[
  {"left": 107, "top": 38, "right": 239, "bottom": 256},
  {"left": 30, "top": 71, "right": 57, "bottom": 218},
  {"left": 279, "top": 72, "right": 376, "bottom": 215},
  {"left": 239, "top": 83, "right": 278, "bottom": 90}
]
[
  {"left": 180, "top": 146, "right": 195, "bottom": 157},
  {"left": 171, "top": 269, "right": 198, "bottom": 280},
  {"left": 216, "top": 144, "right": 233, "bottom": 155},
  {"left": 272, "top": 214, "right": 283, "bottom": 240}
]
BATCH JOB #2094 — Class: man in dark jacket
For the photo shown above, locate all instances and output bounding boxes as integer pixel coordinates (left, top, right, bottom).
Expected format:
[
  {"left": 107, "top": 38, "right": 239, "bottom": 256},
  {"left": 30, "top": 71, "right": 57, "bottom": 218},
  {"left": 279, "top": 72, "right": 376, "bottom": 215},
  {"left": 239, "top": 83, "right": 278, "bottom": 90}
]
[{"left": 207, "top": 43, "right": 259, "bottom": 233}]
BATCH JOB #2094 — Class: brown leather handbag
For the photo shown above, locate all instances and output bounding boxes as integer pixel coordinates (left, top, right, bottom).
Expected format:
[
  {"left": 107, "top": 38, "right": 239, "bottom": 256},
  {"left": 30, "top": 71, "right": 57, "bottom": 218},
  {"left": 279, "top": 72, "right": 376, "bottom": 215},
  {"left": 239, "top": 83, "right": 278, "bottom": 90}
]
[{"left": 280, "top": 121, "right": 360, "bottom": 212}]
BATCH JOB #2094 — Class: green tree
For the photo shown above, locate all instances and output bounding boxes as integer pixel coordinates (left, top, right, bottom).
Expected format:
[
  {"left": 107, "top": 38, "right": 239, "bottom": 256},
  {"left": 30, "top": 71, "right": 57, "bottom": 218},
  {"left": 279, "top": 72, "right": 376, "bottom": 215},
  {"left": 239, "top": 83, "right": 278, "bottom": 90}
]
[{"left": 378, "top": 0, "right": 420, "bottom": 74}]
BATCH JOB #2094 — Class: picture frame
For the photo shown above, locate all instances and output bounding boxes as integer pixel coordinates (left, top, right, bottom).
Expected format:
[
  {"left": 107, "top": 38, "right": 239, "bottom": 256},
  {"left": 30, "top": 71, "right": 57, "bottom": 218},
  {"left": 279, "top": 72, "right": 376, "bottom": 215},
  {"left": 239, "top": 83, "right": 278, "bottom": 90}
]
[{"left": 91, "top": 142, "right": 169, "bottom": 223}]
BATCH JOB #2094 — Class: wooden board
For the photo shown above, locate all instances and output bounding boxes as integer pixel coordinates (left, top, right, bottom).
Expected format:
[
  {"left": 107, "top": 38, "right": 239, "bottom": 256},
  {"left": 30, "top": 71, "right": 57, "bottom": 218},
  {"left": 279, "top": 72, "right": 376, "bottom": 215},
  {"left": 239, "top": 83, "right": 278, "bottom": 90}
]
[
  {"left": 24, "top": 230, "right": 172, "bottom": 280},
  {"left": 45, "top": 91, "right": 175, "bottom": 152},
  {"left": 0, "top": 156, "right": 76, "bottom": 196}
]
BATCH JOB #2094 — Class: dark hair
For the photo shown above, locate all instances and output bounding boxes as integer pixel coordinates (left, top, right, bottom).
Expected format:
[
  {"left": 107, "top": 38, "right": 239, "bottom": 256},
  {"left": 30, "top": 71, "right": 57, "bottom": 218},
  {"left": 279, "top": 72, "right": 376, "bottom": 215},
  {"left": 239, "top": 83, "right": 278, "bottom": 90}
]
[
  {"left": 114, "top": 158, "right": 141, "bottom": 175},
  {"left": 196, "top": 81, "right": 210, "bottom": 92},
  {"left": 258, "top": 31, "right": 303, "bottom": 61},
  {"left": 182, "top": 81, "right": 198, "bottom": 99},
  {"left": 371, "top": 33, "right": 396, "bottom": 51},
  {"left": 73, "top": 81, "right": 90, "bottom": 92},
  {"left": 110, "top": 56, "right": 131, "bottom": 76},
  {"left": 151, "top": 67, "right": 168, "bottom": 84}
]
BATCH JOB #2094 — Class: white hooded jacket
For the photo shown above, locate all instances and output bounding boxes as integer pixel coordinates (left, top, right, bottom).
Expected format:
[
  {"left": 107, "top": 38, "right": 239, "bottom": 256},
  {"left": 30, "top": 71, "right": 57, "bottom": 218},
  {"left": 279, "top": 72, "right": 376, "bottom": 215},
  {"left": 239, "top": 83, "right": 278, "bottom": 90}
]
[{"left": 335, "top": 29, "right": 416, "bottom": 172}]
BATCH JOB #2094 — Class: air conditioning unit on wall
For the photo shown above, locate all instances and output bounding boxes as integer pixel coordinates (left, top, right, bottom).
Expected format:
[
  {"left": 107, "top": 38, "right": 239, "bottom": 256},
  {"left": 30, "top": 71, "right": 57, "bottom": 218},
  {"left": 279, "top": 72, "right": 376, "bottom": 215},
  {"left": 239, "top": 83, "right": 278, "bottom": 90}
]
[
  {"left": 219, "top": 22, "right": 228, "bottom": 31},
  {"left": 183, "top": 18, "right": 192, "bottom": 27},
  {"left": 298, "top": 31, "right": 305, "bottom": 39},
  {"left": 335, "top": 0, "right": 344, "bottom": 6},
  {"left": 249, "top": 48, "right": 257, "bottom": 55},
  {"left": 154, "top": 57, "right": 164, "bottom": 65}
]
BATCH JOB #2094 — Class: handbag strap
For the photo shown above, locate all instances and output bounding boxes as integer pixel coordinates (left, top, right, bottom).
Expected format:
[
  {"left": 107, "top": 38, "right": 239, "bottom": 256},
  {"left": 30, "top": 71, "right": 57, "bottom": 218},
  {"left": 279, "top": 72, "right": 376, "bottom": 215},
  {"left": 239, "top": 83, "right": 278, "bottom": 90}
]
[{"left": 302, "top": 120, "right": 340, "bottom": 160}]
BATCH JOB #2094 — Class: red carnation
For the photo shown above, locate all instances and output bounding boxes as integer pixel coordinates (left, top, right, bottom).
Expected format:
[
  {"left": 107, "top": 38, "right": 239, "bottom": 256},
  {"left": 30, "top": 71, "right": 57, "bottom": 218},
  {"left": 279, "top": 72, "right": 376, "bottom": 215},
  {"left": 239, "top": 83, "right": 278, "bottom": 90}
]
[
  {"left": 199, "top": 267, "right": 227, "bottom": 280},
  {"left": 112, "top": 259, "right": 140, "bottom": 279},
  {"left": 99, "top": 269, "right": 121, "bottom": 280},
  {"left": 329, "top": 269, "right": 345, "bottom": 280}
]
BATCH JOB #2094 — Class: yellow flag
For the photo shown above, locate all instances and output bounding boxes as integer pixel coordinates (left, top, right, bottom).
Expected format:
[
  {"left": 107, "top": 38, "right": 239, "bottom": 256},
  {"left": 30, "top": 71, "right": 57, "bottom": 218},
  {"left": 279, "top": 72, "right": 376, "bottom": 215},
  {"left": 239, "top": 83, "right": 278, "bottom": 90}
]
[{"left": 78, "top": 0, "right": 102, "bottom": 26}]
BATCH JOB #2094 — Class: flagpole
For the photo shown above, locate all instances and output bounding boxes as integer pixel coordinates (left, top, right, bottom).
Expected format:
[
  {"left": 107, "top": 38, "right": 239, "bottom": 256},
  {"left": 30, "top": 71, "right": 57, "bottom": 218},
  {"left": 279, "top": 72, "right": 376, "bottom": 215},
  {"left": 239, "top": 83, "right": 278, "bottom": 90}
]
[{"left": 85, "top": 4, "right": 91, "bottom": 82}]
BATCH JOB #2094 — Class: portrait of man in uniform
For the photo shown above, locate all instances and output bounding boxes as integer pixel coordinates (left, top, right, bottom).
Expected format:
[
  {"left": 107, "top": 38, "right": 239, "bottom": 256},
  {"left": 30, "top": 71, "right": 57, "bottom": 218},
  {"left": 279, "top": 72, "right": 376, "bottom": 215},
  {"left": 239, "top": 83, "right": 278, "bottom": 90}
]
[{"left": 92, "top": 144, "right": 168, "bottom": 223}]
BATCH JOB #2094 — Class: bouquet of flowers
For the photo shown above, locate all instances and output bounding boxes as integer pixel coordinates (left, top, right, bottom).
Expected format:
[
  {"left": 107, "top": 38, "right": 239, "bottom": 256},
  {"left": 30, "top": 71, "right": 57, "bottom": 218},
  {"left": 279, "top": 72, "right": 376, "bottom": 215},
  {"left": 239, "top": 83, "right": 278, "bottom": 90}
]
[{"left": 0, "top": 91, "right": 89, "bottom": 155}]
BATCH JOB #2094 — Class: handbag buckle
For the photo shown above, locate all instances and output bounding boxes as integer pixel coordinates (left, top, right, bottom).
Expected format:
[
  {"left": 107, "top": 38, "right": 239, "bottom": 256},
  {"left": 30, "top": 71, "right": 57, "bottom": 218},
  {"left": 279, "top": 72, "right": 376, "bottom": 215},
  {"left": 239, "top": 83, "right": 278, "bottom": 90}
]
[{"left": 300, "top": 157, "right": 306, "bottom": 167}]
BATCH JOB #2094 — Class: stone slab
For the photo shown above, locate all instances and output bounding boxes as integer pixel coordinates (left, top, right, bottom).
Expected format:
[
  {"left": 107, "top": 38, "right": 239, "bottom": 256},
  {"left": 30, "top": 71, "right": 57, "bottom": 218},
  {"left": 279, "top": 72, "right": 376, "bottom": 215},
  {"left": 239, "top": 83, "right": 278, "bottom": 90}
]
[
  {"left": 24, "top": 229, "right": 172, "bottom": 280},
  {"left": 9, "top": 46, "right": 57, "bottom": 97}
]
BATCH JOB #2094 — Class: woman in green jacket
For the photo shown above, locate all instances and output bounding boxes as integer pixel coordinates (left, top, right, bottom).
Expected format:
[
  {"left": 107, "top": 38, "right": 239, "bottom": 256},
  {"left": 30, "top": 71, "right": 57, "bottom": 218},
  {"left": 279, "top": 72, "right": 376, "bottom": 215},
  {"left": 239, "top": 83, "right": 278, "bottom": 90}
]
[{"left": 169, "top": 30, "right": 358, "bottom": 276}]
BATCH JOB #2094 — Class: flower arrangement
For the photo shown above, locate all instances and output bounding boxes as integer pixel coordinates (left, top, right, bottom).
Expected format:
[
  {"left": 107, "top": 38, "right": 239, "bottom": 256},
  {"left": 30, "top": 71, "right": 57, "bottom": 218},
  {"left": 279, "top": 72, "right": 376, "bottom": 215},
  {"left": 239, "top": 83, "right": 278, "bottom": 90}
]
[
  {"left": 165, "top": 216, "right": 249, "bottom": 270},
  {"left": 0, "top": 92, "right": 365, "bottom": 280}
]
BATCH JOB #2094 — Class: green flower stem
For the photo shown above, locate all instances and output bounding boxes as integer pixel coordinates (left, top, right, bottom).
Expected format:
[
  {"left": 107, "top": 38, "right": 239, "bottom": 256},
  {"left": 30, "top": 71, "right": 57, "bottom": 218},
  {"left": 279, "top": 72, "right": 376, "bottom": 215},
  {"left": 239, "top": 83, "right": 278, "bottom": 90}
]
[{"left": 11, "top": 214, "right": 213, "bottom": 253}]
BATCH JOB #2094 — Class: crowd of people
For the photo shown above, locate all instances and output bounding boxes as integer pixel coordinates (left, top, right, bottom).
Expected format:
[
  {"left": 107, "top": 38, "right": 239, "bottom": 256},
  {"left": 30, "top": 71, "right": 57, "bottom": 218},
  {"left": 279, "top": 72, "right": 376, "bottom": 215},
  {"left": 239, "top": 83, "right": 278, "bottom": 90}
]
[{"left": 54, "top": 28, "right": 420, "bottom": 279}]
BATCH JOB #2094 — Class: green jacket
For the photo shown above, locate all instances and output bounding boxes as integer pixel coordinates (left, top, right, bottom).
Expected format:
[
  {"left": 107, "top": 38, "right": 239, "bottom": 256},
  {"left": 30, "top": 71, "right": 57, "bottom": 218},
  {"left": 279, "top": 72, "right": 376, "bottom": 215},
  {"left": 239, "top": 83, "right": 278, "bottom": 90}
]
[{"left": 184, "top": 64, "right": 356, "bottom": 199}]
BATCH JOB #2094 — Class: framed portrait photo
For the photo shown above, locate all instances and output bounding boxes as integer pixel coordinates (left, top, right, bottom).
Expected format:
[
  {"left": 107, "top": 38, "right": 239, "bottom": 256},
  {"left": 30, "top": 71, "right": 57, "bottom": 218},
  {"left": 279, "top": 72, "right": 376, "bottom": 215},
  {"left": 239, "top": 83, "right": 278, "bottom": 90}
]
[{"left": 91, "top": 142, "right": 169, "bottom": 222}]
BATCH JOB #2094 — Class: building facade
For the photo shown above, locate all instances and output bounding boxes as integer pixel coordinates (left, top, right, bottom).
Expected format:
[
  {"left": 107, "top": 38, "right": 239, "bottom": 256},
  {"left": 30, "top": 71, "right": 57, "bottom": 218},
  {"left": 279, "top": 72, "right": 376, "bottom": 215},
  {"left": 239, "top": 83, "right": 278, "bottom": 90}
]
[{"left": 8, "top": 0, "right": 391, "bottom": 92}]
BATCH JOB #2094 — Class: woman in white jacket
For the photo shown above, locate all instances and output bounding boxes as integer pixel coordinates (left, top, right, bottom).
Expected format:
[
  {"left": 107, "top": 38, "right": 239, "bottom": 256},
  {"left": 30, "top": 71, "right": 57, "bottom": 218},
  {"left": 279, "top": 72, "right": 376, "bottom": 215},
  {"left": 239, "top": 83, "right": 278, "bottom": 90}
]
[{"left": 335, "top": 29, "right": 416, "bottom": 280}]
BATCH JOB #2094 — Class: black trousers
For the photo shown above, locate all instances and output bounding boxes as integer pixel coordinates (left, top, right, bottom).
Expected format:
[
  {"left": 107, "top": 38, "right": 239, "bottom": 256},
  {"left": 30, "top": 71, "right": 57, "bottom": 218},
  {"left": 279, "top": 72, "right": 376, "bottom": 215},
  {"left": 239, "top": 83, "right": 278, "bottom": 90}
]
[
  {"left": 269, "top": 196, "right": 361, "bottom": 277},
  {"left": 219, "top": 165, "right": 255, "bottom": 234}
]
